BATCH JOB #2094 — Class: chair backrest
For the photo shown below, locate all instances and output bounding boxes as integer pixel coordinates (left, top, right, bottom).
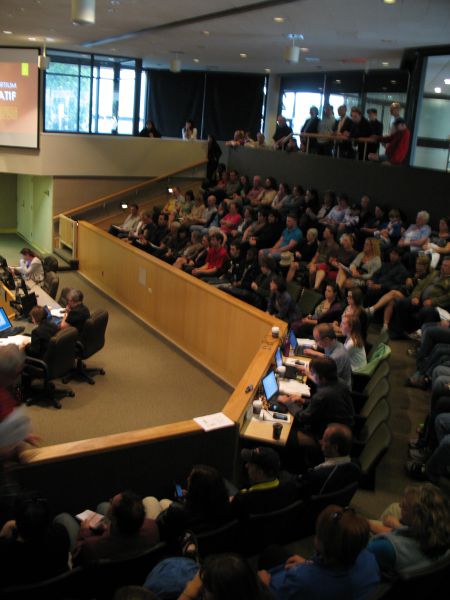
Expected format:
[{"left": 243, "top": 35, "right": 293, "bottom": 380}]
[
  {"left": 42, "top": 254, "right": 59, "bottom": 274},
  {"left": 79, "top": 309, "right": 109, "bottom": 359},
  {"left": 354, "top": 343, "right": 391, "bottom": 377},
  {"left": 298, "top": 288, "right": 323, "bottom": 317},
  {"left": 87, "top": 542, "right": 167, "bottom": 600},
  {"left": 45, "top": 327, "right": 79, "bottom": 380},
  {"left": 359, "top": 378, "right": 390, "bottom": 419},
  {"left": 367, "top": 330, "right": 390, "bottom": 361},
  {"left": 1, "top": 567, "right": 87, "bottom": 600},
  {"left": 359, "top": 422, "right": 392, "bottom": 489},
  {"left": 359, "top": 399, "right": 391, "bottom": 444},
  {"left": 195, "top": 519, "right": 240, "bottom": 558},
  {"left": 57, "top": 287, "right": 72, "bottom": 308},
  {"left": 390, "top": 551, "right": 450, "bottom": 598},
  {"left": 286, "top": 281, "right": 302, "bottom": 304},
  {"left": 240, "top": 499, "right": 305, "bottom": 555},
  {"left": 363, "top": 361, "right": 390, "bottom": 396},
  {"left": 43, "top": 272, "right": 60, "bottom": 300}
]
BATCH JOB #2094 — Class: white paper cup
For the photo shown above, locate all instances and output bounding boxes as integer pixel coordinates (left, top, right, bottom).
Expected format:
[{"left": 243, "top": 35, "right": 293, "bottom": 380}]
[{"left": 272, "top": 326, "right": 280, "bottom": 338}]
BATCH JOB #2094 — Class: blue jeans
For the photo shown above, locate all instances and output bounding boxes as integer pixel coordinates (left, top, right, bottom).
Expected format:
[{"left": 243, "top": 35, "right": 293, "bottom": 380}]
[{"left": 426, "top": 413, "right": 450, "bottom": 478}]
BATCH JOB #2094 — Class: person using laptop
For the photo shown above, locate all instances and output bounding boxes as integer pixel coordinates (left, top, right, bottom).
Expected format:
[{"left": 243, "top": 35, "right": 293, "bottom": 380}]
[
  {"left": 24, "top": 306, "right": 59, "bottom": 359},
  {"left": 60, "top": 290, "right": 90, "bottom": 334},
  {"left": 11, "top": 248, "right": 44, "bottom": 287}
]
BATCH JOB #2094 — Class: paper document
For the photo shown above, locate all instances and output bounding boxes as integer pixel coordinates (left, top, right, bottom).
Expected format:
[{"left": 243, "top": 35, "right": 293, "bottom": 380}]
[
  {"left": 0, "top": 335, "right": 29, "bottom": 347},
  {"left": 76, "top": 510, "right": 105, "bottom": 528},
  {"left": 278, "top": 379, "right": 311, "bottom": 397},
  {"left": 51, "top": 308, "right": 66, "bottom": 317},
  {"left": 194, "top": 412, "right": 234, "bottom": 431},
  {"left": 296, "top": 338, "right": 317, "bottom": 349},
  {"left": 436, "top": 307, "right": 450, "bottom": 321}
]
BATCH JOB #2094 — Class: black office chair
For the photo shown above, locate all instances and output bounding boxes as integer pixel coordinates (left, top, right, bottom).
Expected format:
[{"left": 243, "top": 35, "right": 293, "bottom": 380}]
[
  {"left": 62, "top": 310, "right": 109, "bottom": 385},
  {"left": 85, "top": 542, "right": 168, "bottom": 600},
  {"left": 23, "top": 327, "right": 78, "bottom": 409},
  {"left": 42, "top": 255, "right": 59, "bottom": 274},
  {"left": 1, "top": 567, "right": 87, "bottom": 600},
  {"left": 195, "top": 519, "right": 240, "bottom": 558},
  {"left": 42, "top": 271, "right": 60, "bottom": 299}
]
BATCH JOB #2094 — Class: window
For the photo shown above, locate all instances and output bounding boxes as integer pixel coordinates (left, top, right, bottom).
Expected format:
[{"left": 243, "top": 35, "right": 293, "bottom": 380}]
[{"left": 281, "top": 91, "right": 324, "bottom": 141}]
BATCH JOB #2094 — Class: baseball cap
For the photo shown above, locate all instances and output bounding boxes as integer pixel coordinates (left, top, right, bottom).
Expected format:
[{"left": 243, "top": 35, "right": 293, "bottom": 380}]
[{"left": 241, "top": 447, "right": 280, "bottom": 476}]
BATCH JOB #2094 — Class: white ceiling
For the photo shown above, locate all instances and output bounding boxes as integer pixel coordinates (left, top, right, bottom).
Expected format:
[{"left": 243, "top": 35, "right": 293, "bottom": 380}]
[{"left": 0, "top": 0, "right": 449, "bottom": 77}]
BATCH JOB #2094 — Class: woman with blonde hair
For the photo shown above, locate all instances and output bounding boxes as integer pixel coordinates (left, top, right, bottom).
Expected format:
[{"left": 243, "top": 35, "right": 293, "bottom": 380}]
[
  {"left": 367, "top": 483, "right": 450, "bottom": 575},
  {"left": 337, "top": 237, "right": 381, "bottom": 290},
  {"left": 341, "top": 314, "right": 367, "bottom": 371}
]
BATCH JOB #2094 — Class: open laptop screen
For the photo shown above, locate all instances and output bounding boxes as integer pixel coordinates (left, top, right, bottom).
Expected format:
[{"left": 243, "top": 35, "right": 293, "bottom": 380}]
[
  {"left": 0, "top": 307, "right": 12, "bottom": 332},
  {"left": 262, "top": 370, "right": 278, "bottom": 402},
  {"left": 289, "top": 329, "right": 298, "bottom": 353},
  {"left": 275, "top": 347, "right": 283, "bottom": 368}
]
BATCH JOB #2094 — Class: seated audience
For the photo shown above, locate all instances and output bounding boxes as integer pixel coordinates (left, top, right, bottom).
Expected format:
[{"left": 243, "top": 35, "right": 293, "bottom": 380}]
[
  {"left": 367, "top": 483, "right": 450, "bottom": 575},
  {"left": 192, "top": 232, "right": 228, "bottom": 278},
  {"left": 0, "top": 493, "right": 70, "bottom": 586},
  {"left": 286, "top": 227, "right": 319, "bottom": 284},
  {"left": 246, "top": 175, "right": 264, "bottom": 206},
  {"left": 109, "top": 204, "right": 140, "bottom": 238},
  {"left": 337, "top": 237, "right": 381, "bottom": 290},
  {"left": 341, "top": 314, "right": 367, "bottom": 372},
  {"left": 259, "top": 505, "right": 379, "bottom": 600},
  {"left": 12, "top": 247, "right": 44, "bottom": 286},
  {"left": 298, "top": 188, "right": 320, "bottom": 232},
  {"left": 422, "top": 216, "right": 450, "bottom": 268},
  {"left": 220, "top": 201, "right": 242, "bottom": 235},
  {"left": 260, "top": 214, "right": 303, "bottom": 261},
  {"left": 369, "top": 117, "right": 410, "bottom": 165},
  {"left": 397, "top": 210, "right": 431, "bottom": 260},
  {"left": 183, "top": 194, "right": 207, "bottom": 227},
  {"left": 60, "top": 289, "right": 90, "bottom": 334},
  {"left": 373, "top": 208, "right": 403, "bottom": 249},
  {"left": 319, "top": 193, "right": 350, "bottom": 229},
  {"left": 138, "top": 119, "right": 161, "bottom": 138},
  {"left": 292, "top": 282, "right": 343, "bottom": 338},
  {"left": 302, "top": 324, "right": 352, "bottom": 389},
  {"left": 364, "top": 247, "right": 409, "bottom": 307},
  {"left": 182, "top": 120, "right": 197, "bottom": 140},
  {"left": 176, "top": 233, "right": 209, "bottom": 272},
  {"left": 56, "top": 490, "right": 159, "bottom": 567},
  {"left": 225, "top": 255, "right": 275, "bottom": 310},
  {"left": 314, "top": 232, "right": 357, "bottom": 291},
  {"left": 405, "top": 412, "right": 450, "bottom": 482},
  {"left": 308, "top": 226, "right": 339, "bottom": 289},
  {"left": 267, "top": 275, "right": 298, "bottom": 324},
  {"left": 334, "top": 287, "right": 368, "bottom": 341},
  {"left": 24, "top": 306, "right": 59, "bottom": 359},
  {"left": 259, "top": 177, "right": 278, "bottom": 207},
  {"left": 231, "top": 447, "right": 298, "bottom": 518}
]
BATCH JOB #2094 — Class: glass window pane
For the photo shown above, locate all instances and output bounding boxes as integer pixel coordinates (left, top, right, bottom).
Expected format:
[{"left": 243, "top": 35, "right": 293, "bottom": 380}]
[
  {"left": 139, "top": 71, "right": 147, "bottom": 131},
  {"left": 417, "top": 98, "right": 450, "bottom": 140},
  {"left": 44, "top": 73, "right": 79, "bottom": 132},
  {"left": 47, "top": 62, "right": 79, "bottom": 76},
  {"left": 291, "top": 92, "right": 323, "bottom": 135},
  {"left": 79, "top": 77, "right": 91, "bottom": 132}
]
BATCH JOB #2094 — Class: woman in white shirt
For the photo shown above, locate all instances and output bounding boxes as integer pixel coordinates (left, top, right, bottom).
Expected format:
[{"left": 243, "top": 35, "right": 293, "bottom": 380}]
[
  {"left": 341, "top": 313, "right": 367, "bottom": 371},
  {"left": 182, "top": 120, "right": 198, "bottom": 140},
  {"left": 13, "top": 248, "right": 44, "bottom": 286}
]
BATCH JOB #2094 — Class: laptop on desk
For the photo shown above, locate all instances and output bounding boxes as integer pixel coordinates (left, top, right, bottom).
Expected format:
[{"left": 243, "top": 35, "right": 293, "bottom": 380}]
[
  {"left": 0, "top": 307, "right": 25, "bottom": 338},
  {"left": 262, "top": 370, "right": 310, "bottom": 414},
  {"left": 275, "top": 347, "right": 298, "bottom": 379}
]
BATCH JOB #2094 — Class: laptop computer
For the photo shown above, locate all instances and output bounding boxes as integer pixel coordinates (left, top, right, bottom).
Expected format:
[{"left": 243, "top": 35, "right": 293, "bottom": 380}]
[
  {"left": 0, "top": 307, "right": 25, "bottom": 338},
  {"left": 275, "top": 347, "right": 298, "bottom": 379},
  {"left": 261, "top": 370, "right": 288, "bottom": 414}
]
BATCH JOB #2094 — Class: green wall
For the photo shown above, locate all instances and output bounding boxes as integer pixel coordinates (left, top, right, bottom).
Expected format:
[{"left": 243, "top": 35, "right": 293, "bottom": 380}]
[
  {"left": 0, "top": 174, "right": 18, "bottom": 230},
  {"left": 17, "top": 175, "right": 53, "bottom": 254}
]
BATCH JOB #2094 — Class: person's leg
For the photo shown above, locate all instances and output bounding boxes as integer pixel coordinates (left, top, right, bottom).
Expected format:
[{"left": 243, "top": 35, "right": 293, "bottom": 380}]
[
  {"left": 96, "top": 501, "right": 111, "bottom": 516},
  {"left": 417, "top": 326, "right": 450, "bottom": 365},
  {"left": 336, "top": 268, "right": 346, "bottom": 292},
  {"left": 425, "top": 414, "right": 450, "bottom": 479},
  {"left": 54, "top": 513, "right": 80, "bottom": 552},
  {"left": 368, "top": 290, "right": 402, "bottom": 313},
  {"left": 314, "top": 269, "right": 326, "bottom": 291},
  {"left": 142, "top": 496, "right": 172, "bottom": 519}
]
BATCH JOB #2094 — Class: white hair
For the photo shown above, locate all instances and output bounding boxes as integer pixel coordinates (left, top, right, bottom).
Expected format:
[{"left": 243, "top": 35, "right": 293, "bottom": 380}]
[{"left": 417, "top": 211, "right": 430, "bottom": 224}]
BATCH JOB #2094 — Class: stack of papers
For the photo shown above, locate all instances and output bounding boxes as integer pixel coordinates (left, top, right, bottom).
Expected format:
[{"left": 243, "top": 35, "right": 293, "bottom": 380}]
[
  {"left": 278, "top": 379, "right": 310, "bottom": 397},
  {"left": 0, "top": 335, "right": 29, "bottom": 347},
  {"left": 194, "top": 412, "right": 234, "bottom": 431},
  {"left": 51, "top": 308, "right": 66, "bottom": 318}
]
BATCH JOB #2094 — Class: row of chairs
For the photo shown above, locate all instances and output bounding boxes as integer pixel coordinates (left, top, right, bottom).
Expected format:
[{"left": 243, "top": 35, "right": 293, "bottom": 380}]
[{"left": 24, "top": 310, "right": 109, "bottom": 409}]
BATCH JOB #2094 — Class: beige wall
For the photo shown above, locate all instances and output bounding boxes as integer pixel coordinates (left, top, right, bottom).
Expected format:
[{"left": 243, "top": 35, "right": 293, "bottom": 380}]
[
  {"left": 0, "top": 134, "right": 207, "bottom": 178},
  {"left": 0, "top": 174, "right": 18, "bottom": 230},
  {"left": 264, "top": 74, "right": 281, "bottom": 141},
  {"left": 17, "top": 175, "right": 53, "bottom": 254}
]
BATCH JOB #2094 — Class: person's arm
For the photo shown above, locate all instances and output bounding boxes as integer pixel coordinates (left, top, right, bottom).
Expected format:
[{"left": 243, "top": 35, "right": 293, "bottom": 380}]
[
  {"left": 367, "top": 537, "right": 397, "bottom": 573},
  {"left": 178, "top": 572, "right": 202, "bottom": 600},
  {"left": 361, "top": 257, "right": 382, "bottom": 280}
]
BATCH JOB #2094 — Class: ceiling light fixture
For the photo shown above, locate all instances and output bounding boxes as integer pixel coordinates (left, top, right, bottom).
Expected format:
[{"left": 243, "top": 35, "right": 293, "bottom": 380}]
[
  {"left": 434, "top": 87, "right": 442, "bottom": 94},
  {"left": 273, "top": 17, "right": 285, "bottom": 23},
  {"left": 193, "top": 58, "right": 200, "bottom": 63},
  {"left": 170, "top": 56, "right": 181, "bottom": 73},
  {"left": 383, "top": 0, "right": 396, "bottom": 4},
  {"left": 240, "top": 53, "right": 247, "bottom": 59},
  {"left": 71, "top": 0, "right": 96, "bottom": 25},
  {"left": 202, "top": 30, "right": 210, "bottom": 36},
  {"left": 335, "top": 79, "right": 342, "bottom": 84},
  {"left": 28, "top": 37, "right": 37, "bottom": 41},
  {"left": 300, "top": 47, "right": 309, "bottom": 52},
  {"left": 444, "top": 79, "right": 450, "bottom": 85},
  {"left": 38, "top": 45, "right": 50, "bottom": 70},
  {"left": 264, "top": 68, "right": 271, "bottom": 73}
]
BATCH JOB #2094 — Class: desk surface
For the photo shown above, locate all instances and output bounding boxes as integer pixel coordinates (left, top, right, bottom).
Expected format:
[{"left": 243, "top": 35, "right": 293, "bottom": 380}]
[
  {"left": 240, "top": 413, "right": 292, "bottom": 446},
  {"left": 28, "top": 282, "right": 61, "bottom": 310}
]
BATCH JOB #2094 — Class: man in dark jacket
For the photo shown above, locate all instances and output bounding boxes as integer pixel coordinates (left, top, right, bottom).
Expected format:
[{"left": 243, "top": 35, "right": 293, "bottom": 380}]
[
  {"left": 365, "top": 248, "right": 409, "bottom": 306},
  {"left": 25, "top": 306, "right": 59, "bottom": 359}
]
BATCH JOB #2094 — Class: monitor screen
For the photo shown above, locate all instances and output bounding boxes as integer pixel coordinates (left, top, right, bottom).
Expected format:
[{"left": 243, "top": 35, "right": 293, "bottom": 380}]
[
  {"left": 262, "top": 370, "right": 278, "bottom": 401},
  {"left": 275, "top": 347, "right": 283, "bottom": 368},
  {"left": 0, "top": 307, "right": 12, "bottom": 332},
  {"left": 289, "top": 329, "right": 298, "bottom": 352}
]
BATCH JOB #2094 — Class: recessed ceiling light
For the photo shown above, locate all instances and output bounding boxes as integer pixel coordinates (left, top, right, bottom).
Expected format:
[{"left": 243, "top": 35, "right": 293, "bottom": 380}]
[
  {"left": 335, "top": 79, "right": 342, "bottom": 84},
  {"left": 240, "top": 53, "right": 247, "bottom": 59},
  {"left": 300, "top": 47, "right": 309, "bottom": 52},
  {"left": 273, "top": 17, "right": 285, "bottom": 23},
  {"left": 202, "top": 30, "right": 210, "bottom": 36},
  {"left": 264, "top": 68, "right": 271, "bottom": 73},
  {"left": 390, "top": 79, "right": 397, "bottom": 84},
  {"left": 435, "top": 87, "right": 442, "bottom": 94},
  {"left": 28, "top": 37, "right": 36, "bottom": 41},
  {"left": 382, "top": 61, "right": 389, "bottom": 66},
  {"left": 287, "top": 33, "right": 304, "bottom": 40},
  {"left": 383, "top": 0, "right": 396, "bottom": 4},
  {"left": 193, "top": 58, "right": 200, "bottom": 63},
  {"left": 444, "top": 79, "right": 450, "bottom": 85}
]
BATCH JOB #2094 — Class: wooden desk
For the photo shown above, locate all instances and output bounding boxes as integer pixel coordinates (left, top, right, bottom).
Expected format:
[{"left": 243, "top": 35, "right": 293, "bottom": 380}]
[
  {"left": 240, "top": 413, "right": 293, "bottom": 447},
  {"left": 0, "top": 281, "right": 16, "bottom": 321},
  {"left": 28, "top": 281, "right": 61, "bottom": 310}
]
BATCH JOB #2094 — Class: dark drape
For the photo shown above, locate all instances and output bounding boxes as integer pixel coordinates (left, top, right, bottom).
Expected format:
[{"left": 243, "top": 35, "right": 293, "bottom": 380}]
[
  {"left": 148, "top": 70, "right": 205, "bottom": 138},
  {"left": 203, "top": 73, "right": 265, "bottom": 141}
]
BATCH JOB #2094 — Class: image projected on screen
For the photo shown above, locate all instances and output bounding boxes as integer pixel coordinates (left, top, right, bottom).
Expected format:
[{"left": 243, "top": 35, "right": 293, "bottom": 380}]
[{"left": 0, "top": 47, "right": 39, "bottom": 149}]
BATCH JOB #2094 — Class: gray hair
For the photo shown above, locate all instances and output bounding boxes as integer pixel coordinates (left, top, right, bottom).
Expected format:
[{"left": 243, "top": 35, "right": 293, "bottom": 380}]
[
  {"left": 0, "top": 345, "right": 25, "bottom": 386},
  {"left": 68, "top": 289, "right": 84, "bottom": 303},
  {"left": 417, "top": 211, "right": 430, "bottom": 224}
]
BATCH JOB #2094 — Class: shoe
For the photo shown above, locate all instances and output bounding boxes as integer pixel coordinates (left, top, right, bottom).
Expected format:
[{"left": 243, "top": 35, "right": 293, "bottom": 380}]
[
  {"left": 365, "top": 307, "right": 375, "bottom": 316},
  {"left": 405, "top": 461, "right": 428, "bottom": 481},
  {"left": 408, "top": 447, "right": 432, "bottom": 462},
  {"left": 181, "top": 531, "right": 199, "bottom": 562},
  {"left": 407, "top": 347, "right": 418, "bottom": 357},
  {"left": 408, "top": 329, "right": 422, "bottom": 342}
]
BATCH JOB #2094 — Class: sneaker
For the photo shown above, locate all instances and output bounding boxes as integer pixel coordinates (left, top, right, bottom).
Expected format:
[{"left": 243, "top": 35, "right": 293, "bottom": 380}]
[
  {"left": 408, "top": 329, "right": 422, "bottom": 342},
  {"left": 405, "top": 460, "right": 428, "bottom": 481},
  {"left": 408, "top": 446, "right": 432, "bottom": 462},
  {"left": 405, "top": 375, "right": 429, "bottom": 390},
  {"left": 381, "top": 323, "right": 389, "bottom": 332}
]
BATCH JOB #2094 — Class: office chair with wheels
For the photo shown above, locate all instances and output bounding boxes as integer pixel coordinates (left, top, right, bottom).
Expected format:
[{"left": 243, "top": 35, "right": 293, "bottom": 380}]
[
  {"left": 42, "top": 271, "right": 59, "bottom": 299},
  {"left": 62, "top": 310, "right": 109, "bottom": 385},
  {"left": 23, "top": 327, "right": 78, "bottom": 409}
]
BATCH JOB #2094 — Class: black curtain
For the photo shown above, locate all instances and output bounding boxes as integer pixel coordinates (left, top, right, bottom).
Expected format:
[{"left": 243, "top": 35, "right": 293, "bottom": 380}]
[
  {"left": 148, "top": 70, "right": 205, "bottom": 137},
  {"left": 203, "top": 73, "right": 265, "bottom": 141}
]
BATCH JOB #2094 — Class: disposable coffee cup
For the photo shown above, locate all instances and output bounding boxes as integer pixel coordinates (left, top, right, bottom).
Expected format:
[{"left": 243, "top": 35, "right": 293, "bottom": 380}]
[
  {"left": 277, "top": 365, "right": 286, "bottom": 377},
  {"left": 273, "top": 423, "right": 283, "bottom": 440},
  {"left": 253, "top": 398, "right": 263, "bottom": 416},
  {"left": 272, "top": 326, "right": 280, "bottom": 338}
]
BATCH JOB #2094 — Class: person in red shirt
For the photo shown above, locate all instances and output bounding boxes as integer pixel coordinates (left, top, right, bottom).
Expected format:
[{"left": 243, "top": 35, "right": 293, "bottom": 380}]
[
  {"left": 220, "top": 201, "right": 242, "bottom": 235},
  {"left": 192, "top": 232, "right": 228, "bottom": 278},
  {"left": 368, "top": 118, "right": 410, "bottom": 165}
]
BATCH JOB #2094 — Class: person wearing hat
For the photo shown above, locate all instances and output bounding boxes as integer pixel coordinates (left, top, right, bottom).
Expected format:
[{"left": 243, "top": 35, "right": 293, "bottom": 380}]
[
  {"left": 366, "top": 108, "right": 382, "bottom": 155},
  {"left": 230, "top": 447, "right": 298, "bottom": 518}
]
